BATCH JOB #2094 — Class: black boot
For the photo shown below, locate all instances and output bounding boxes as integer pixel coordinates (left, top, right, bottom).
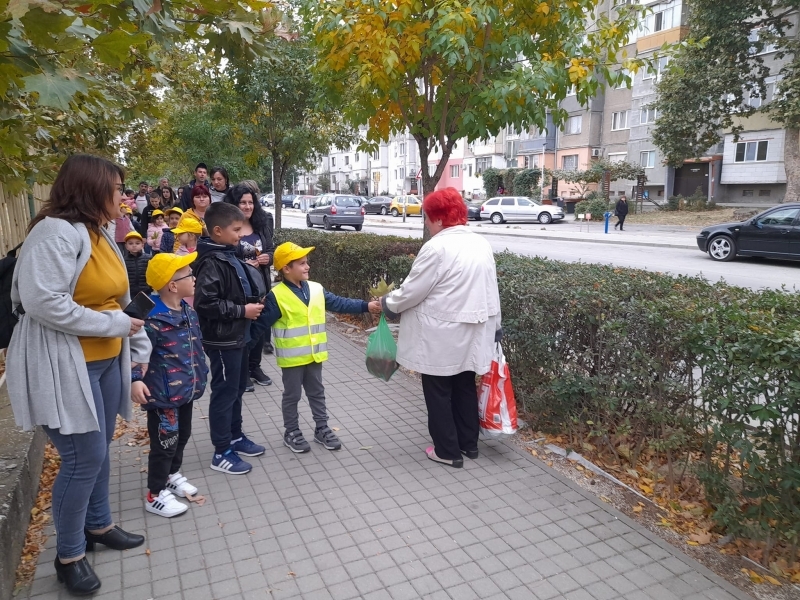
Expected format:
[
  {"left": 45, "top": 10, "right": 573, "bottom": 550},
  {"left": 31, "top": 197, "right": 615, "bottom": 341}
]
[
  {"left": 85, "top": 526, "right": 144, "bottom": 551},
  {"left": 54, "top": 556, "right": 101, "bottom": 595}
]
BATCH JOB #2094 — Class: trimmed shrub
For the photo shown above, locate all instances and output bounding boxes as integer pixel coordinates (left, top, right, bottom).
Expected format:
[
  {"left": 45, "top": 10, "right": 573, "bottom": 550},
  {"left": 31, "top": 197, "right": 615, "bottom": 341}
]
[
  {"left": 512, "top": 168, "right": 542, "bottom": 197},
  {"left": 481, "top": 167, "right": 503, "bottom": 198},
  {"left": 574, "top": 197, "right": 612, "bottom": 220}
]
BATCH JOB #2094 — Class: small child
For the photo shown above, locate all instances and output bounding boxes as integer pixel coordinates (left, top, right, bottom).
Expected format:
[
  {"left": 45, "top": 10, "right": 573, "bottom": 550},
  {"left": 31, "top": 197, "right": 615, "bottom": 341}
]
[
  {"left": 131, "top": 252, "right": 208, "bottom": 518},
  {"left": 172, "top": 219, "right": 201, "bottom": 256},
  {"left": 124, "top": 231, "right": 152, "bottom": 297},
  {"left": 115, "top": 204, "right": 134, "bottom": 253},
  {"left": 147, "top": 209, "right": 165, "bottom": 253},
  {"left": 260, "top": 243, "right": 381, "bottom": 453},
  {"left": 160, "top": 207, "right": 183, "bottom": 253},
  {"left": 194, "top": 202, "right": 267, "bottom": 475},
  {"left": 139, "top": 191, "right": 162, "bottom": 235}
]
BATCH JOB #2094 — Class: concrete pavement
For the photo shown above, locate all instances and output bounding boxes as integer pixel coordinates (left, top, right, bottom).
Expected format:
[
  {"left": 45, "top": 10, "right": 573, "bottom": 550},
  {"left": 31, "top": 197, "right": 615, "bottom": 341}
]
[{"left": 19, "top": 327, "right": 751, "bottom": 600}]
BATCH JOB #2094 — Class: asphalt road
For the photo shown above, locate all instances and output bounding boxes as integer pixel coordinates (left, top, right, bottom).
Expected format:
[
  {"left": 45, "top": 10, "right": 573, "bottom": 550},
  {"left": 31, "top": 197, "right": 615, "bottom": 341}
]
[{"left": 278, "top": 213, "right": 800, "bottom": 292}]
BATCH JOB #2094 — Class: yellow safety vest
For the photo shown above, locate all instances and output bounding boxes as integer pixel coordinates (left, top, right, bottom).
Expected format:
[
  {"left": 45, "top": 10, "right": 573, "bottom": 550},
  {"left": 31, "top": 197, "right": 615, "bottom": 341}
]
[{"left": 272, "top": 281, "right": 328, "bottom": 367}]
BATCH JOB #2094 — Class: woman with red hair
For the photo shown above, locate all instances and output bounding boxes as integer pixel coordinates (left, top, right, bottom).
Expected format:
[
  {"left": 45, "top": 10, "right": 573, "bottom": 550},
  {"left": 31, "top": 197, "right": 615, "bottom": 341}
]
[{"left": 380, "top": 187, "right": 502, "bottom": 468}]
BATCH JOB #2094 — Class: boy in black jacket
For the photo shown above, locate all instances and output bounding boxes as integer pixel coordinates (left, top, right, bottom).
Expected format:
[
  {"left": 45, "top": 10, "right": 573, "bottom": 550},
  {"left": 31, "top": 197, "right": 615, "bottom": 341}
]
[
  {"left": 193, "top": 202, "right": 266, "bottom": 475},
  {"left": 123, "top": 231, "right": 152, "bottom": 297}
]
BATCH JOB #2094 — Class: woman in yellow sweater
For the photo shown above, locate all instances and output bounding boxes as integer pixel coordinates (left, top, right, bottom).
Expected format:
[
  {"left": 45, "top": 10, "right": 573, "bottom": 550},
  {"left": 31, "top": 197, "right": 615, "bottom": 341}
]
[{"left": 6, "top": 155, "right": 152, "bottom": 595}]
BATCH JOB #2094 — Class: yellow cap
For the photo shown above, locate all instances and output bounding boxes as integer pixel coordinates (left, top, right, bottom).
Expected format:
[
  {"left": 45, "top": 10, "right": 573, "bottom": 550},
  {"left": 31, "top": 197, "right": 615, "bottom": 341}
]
[
  {"left": 274, "top": 242, "right": 314, "bottom": 271},
  {"left": 146, "top": 252, "right": 197, "bottom": 291},
  {"left": 124, "top": 231, "right": 143, "bottom": 241},
  {"left": 151, "top": 209, "right": 164, "bottom": 218},
  {"left": 172, "top": 219, "right": 203, "bottom": 235},
  {"left": 165, "top": 207, "right": 184, "bottom": 216}
]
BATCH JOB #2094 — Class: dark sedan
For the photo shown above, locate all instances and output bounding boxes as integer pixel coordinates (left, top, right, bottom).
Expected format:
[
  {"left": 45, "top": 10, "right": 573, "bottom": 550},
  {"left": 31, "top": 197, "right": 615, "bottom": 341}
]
[
  {"left": 697, "top": 203, "right": 800, "bottom": 261},
  {"left": 306, "top": 194, "right": 365, "bottom": 231},
  {"left": 466, "top": 202, "right": 482, "bottom": 221},
  {"left": 363, "top": 196, "right": 394, "bottom": 215},
  {"left": 281, "top": 194, "right": 296, "bottom": 208}
]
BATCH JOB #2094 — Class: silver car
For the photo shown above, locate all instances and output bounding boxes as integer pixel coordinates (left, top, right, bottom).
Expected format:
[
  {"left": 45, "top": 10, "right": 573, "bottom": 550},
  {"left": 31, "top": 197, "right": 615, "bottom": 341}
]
[
  {"left": 306, "top": 194, "right": 365, "bottom": 231},
  {"left": 480, "top": 196, "right": 565, "bottom": 224}
]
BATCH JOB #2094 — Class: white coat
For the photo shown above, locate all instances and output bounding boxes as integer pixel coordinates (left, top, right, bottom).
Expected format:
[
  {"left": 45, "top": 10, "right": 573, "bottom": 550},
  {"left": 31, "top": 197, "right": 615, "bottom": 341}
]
[{"left": 382, "top": 226, "right": 502, "bottom": 377}]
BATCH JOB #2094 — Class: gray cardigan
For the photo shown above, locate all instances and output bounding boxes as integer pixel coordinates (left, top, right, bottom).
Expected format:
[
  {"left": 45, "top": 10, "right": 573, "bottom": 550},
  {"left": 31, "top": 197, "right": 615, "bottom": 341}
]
[{"left": 6, "top": 217, "right": 152, "bottom": 435}]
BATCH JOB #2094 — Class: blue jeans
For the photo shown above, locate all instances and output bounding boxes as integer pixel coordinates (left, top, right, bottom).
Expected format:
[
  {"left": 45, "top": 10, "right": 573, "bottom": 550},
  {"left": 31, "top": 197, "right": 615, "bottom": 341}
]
[
  {"left": 44, "top": 357, "right": 122, "bottom": 559},
  {"left": 206, "top": 347, "right": 248, "bottom": 454}
]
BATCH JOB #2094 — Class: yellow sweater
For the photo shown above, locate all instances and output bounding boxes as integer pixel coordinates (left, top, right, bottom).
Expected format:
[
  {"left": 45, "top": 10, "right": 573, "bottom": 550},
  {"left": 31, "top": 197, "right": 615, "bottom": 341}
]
[{"left": 73, "top": 230, "right": 128, "bottom": 361}]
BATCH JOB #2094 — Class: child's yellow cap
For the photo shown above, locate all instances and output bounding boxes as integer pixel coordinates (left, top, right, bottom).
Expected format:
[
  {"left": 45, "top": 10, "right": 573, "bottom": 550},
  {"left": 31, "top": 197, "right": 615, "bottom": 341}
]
[
  {"left": 151, "top": 209, "right": 164, "bottom": 218},
  {"left": 274, "top": 242, "right": 315, "bottom": 271},
  {"left": 125, "top": 231, "right": 143, "bottom": 241},
  {"left": 146, "top": 252, "right": 197, "bottom": 291},
  {"left": 172, "top": 219, "right": 202, "bottom": 235},
  {"left": 165, "top": 207, "right": 184, "bottom": 216}
]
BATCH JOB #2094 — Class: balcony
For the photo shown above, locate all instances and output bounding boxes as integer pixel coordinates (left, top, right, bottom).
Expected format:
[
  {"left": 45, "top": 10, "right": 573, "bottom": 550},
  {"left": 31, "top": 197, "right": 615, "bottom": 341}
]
[
  {"left": 519, "top": 139, "right": 555, "bottom": 154},
  {"left": 637, "top": 26, "right": 689, "bottom": 52}
]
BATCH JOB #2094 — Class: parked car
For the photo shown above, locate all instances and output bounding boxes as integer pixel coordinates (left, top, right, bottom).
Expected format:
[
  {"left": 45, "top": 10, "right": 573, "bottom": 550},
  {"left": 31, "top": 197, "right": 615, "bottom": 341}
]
[
  {"left": 363, "top": 196, "right": 394, "bottom": 215},
  {"left": 466, "top": 201, "right": 482, "bottom": 221},
  {"left": 697, "top": 203, "right": 800, "bottom": 262},
  {"left": 259, "top": 193, "right": 275, "bottom": 207},
  {"left": 293, "top": 195, "right": 316, "bottom": 210},
  {"left": 480, "top": 196, "right": 565, "bottom": 224},
  {"left": 306, "top": 194, "right": 365, "bottom": 231},
  {"left": 281, "top": 194, "right": 296, "bottom": 208},
  {"left": 389, "top": 195, "right": 422, "bottom": 217}
]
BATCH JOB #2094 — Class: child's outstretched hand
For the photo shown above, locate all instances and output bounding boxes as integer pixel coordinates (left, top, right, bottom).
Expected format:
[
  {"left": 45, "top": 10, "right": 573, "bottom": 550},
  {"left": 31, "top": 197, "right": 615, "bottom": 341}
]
[
  {"left": 368, "top": 300, "right": 382, "bottom": 314},
  {"left": 131, "top": 381, "right": 150, "bottom": 405}
]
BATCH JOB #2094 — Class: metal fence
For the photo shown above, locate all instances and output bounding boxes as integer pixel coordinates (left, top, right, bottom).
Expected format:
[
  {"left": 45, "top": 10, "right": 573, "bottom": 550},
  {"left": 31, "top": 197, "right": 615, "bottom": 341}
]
[{"left": 0, "top": 184, "right": 50, "bottom": 255}]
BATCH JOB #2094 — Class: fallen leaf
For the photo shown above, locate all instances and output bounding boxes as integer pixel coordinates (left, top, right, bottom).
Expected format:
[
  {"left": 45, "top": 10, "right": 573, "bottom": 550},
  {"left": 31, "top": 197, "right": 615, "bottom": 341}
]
[
  {"left": 359, "top": 446, "right": 372, "bottom": 450},
  {"left": 600, "top": 496, "right": 611, "bottom": 503},
  {"left": 575, "top": 465, "right": 585, "bottom": 471},
  {"left": 626, "top": 469, "right": 639, "bottom": 479},
  {"left": 145, "top": 549, "right": 151, "bottom": 556},
  {"left": 288, "top": 571, "right": 296, "bottom": 577},
  {"left": 139, "top": 467, "right": 147, "bottom": 473},
  {"left": 689, "top": 531, "right": 712, "bottom": 546},
  {"left": 687, "top": 541, "right": 699, "bottom": 546},
  {"left": 546, "top": 460, "right": 553, "bottom": 467},
  {"left": 185, "top": 493, "right": 206, "bottom": 506},
  {"left": 638, "top": 483, "right": 653, "bottom": 495},
  {"left": 530, "top": 449, "right": 539, "bottom": 457},
  {"left": 332, "top": 427, "right": 340, "bottom": 431},
  {"left": 763, "top": 575, "right": 781, "bottom": 586},
  {"left": 791, "top": 572, "right": 800, "bottom": 583},
  {"left": 633, "top": 506, "right": 643, "bottom": 513},
  {"left": 199, "top": 416, "right": 209, "bottom": 420}
]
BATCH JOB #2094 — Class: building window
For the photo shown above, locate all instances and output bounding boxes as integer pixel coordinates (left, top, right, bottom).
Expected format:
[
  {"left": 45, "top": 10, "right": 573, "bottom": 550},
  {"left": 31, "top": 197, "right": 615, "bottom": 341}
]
[
  {"left": 749, "top": 27, "right": 777, "bottom": 55},
  {"left": 564, "top": 116, "right": 582, "bottom": 135},
  {"left": 331, "top": 157, "right": 336, "bottom": 167},
  {"left": 449, "top": 164, "right": 460, "bottom": 178},
  {"left": 742, "top": 190, "right": 754, "bottom": 197},
  {"left": 398, "top": 142, "right": 406, "bottom": 156},
  {"left": 640, "top": 106, "right": 658, "bottom": 124},
  {"left": 355, "top": 153, "right": 359, "bottom": 163},
  {"left": 394, "top": 169, "right": 397, "bottom": 179},
  {"left": 345, "top": 155, "right": 350, "bottom": 165},
  {"left": 759, "top": 189, "right": 771, "bottom": 197},
  {"left": 640, "top": 151, "right": 656, "bottom": 168},
  {"left": 615, "top": 68, "right": 631, "bottom": 89},
  {"left": 643, "top": 57, "right": 670, "bottom": 82},
  {"left": 640, "top": 0, "right": 680, "bottom": 34},
  {"left": 566, "top": 85, "right": 576, "bottom": 96},
  {"left": 372, "top": 150, "right": 380, "bottom": 160},
  {"left": 745, "top": 87, "right": 763, "bottom": 109},
  {"left": 608, "top": 153, "right": 628, "bottom": 163},
  {"left": 734, "top": 140, "right": 768, "bottom": 162},
  {"left": 611, "top": 111, "right": 629, "bottom": 131},
  {"left": 399, "top": 167, "right": 405, "bottom": 179},
  {"left": 562, "top": 155, "right": 579, "bottom": 170},
  {"left": 475, "top": 157, "right": 492, "bottom": 174},
  {"left": 468, "top": 164, "right": 473, "bottom": 177}
]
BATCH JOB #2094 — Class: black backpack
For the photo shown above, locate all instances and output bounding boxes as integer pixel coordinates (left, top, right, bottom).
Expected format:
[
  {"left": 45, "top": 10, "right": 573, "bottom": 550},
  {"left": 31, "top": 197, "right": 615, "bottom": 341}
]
[{"left": 0, "top": 243, "right": 23, "bottom": 350}]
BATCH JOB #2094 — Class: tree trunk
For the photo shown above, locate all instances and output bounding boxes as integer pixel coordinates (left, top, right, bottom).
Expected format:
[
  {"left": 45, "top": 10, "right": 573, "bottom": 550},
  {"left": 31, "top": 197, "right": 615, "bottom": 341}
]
[
  {"left": 416, "top": 136, "right": 456, "bottom": 241},
  {"left": 784, "top": 127, "right": 800, "bottom": 203},
  {"left": 273, "top": 153, "right": 286, "bottom": 230}
]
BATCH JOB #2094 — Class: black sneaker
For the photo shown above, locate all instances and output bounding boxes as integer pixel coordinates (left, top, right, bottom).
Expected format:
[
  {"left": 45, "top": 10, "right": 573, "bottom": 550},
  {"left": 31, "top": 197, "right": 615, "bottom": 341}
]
[
  {"left": 250, "top": 367, "right": 272, "bottom": 386},
  {"left": 262, "top": 342, "right": 274, "bottom": 355},
  {"left": 244, "top": 381, "right": 255, "bottom": 393},
  {"left": 314, "top": 426, "right": 342, "bottom": 451},
  {"left": 284, "top": 429, "right": 311, "bottom": 453}
]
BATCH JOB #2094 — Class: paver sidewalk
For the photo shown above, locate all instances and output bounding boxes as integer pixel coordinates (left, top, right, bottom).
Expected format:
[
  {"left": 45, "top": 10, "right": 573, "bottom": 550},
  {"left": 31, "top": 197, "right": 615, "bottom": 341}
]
[{"left": 20, "top": 327, "right": 751, "bottom": 600}]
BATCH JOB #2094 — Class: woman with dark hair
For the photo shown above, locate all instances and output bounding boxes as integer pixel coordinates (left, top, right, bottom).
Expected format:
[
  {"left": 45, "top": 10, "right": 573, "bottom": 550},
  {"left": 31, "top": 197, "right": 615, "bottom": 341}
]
[
  {"left": 6, "top": 154, "right": 152, "bottom": 595},
  {"left": 379, "top": 187, "right": 502, "bottom": 468},
  {"left": 209, "top": 166, "right": 230, "bottom": 203},
  {"left": 224, "top": 182, "right": 275, "bottom": 387},
  {"left": 159, "top": 183, "right": 177, "bottom": 209}
]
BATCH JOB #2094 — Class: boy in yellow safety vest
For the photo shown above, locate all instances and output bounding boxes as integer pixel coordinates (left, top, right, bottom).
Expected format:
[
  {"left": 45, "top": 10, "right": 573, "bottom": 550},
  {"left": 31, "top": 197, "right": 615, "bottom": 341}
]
[{"left": 260, "top": 242, "right": 381, "bottom": 453}]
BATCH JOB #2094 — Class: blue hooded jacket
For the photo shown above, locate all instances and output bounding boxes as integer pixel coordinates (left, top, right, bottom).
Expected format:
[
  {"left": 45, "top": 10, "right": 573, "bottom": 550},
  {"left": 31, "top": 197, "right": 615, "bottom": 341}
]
[{"left": 132, "top": 294, "right": 208, "bottom": 410}]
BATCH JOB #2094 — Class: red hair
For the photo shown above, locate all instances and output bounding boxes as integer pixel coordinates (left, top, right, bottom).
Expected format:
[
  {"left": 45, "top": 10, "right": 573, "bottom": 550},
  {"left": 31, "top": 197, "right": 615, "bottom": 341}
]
[{"left": 422, "top": 187, "right": 467, "bottom": 227}]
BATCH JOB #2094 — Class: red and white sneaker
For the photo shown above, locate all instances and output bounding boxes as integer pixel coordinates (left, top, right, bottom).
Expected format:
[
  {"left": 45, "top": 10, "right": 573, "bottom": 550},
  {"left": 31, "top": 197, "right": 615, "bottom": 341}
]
[
  {"left": 165, "top": 472, "right": 198, "bottom": 498},
  {"left": 145, "top": 489, "right": 188, "bottom": 518}
]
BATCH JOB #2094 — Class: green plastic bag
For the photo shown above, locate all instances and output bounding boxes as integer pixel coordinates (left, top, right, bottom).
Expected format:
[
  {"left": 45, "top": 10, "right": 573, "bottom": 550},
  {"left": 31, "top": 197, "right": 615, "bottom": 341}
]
[{"left": 365, "top": 314, "right": 399, "bottom": 381}]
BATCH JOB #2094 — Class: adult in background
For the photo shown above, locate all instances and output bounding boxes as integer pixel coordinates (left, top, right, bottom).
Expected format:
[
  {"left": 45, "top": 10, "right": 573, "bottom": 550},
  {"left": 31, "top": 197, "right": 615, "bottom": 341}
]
[
  {"left": 158, "top": 179, "right": 178, "bottom": 209},
  {"left": 174, "top": 184, "right": 211, "bottom": 245},
  {"left": 6, "top": 154, "right": 151, "bottom": 595},
  {"left": 209, "top": 167, "right": 230, "bottom": 203},
  {"left": 379, "top": 187, "right": 502, "bottom": 469},
  {"left": 133, "top": 181, "right": 149, "bottom": 214},
  {"left": 614, "top": 195, "right": 629, "bottom": 231},
  {"left": 224, "top": 183, "right": 275, "bottom": 387},
  {"left": 180, "top": 163, "right": 209, "bottom": 210}
]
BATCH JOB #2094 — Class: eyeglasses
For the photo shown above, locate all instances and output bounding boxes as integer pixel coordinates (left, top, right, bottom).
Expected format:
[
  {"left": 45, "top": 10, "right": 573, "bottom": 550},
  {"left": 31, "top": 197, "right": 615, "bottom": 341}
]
[
  {"left": 114, "top": 183, "right": 125, "bottom": 194},
  {"left": 172, "top": 273, "right": 195, "bottom": 283}
]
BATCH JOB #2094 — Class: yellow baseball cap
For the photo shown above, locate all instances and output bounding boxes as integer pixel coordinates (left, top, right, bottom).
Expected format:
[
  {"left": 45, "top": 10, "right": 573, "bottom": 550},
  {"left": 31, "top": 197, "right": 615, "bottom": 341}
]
[
  {"left": 119, "top": 204, "right": 132, "bottom": 214},
  {"left": 172, "top": 219, "right": 203, "bottom": 235},
  {"left": 125, "top": 231, "right": 143, "bottom": 241},
  {"left": 165, "top": 207, "right": 184, "bottom": 216},
  {"left": 146, "top": 252, "right": 197, "bottom": 291},
  {"left": 151, "top": 209, "right": 164, "bottom": 218},
  {"left": 274, "top": 242, "right": 315, "bottom": 271}
]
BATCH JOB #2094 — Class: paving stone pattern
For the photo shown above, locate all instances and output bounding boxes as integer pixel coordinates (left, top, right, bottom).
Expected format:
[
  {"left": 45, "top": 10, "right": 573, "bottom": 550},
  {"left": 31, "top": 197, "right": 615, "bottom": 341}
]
[{"left": 20, "top": 329, "right": 752, "bottom": 600}]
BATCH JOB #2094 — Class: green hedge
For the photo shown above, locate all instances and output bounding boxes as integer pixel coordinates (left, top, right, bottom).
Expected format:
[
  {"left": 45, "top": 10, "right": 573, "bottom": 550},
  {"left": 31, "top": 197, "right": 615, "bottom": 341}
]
[{"left": 276, "top": 228, "right": 800, "bottom": 551}]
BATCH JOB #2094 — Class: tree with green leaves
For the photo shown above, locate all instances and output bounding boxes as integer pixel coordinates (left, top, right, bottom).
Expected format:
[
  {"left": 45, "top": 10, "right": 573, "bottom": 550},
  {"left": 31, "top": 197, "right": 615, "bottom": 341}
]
[
  {"left": 652, "top": 0, "right": 800, "bottom": 202},
  {"left": 0, "top": 0, "right": 276, "bottom": 188},
  {"left": 551, "top": 159, "right": 646, "bottom": 199},
  {"left": 301, "top": 0, "right": 647, "bottom": 200},
  {"left": 233, "top": 38, "right": 356, "bottom": 228}
]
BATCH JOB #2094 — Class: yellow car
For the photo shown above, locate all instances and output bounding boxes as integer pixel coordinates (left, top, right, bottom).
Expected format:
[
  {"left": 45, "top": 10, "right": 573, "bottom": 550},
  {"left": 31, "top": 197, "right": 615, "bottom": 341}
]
[{"left": 389, "top": 195, "right": 422, "bottom": 217}]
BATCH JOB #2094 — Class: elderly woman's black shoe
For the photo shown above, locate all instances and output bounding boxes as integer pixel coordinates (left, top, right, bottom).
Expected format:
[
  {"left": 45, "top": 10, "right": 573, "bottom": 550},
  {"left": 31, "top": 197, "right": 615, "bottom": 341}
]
[
  {"left": 54, "top": 556, "right": 101, "bottom": 595},
  {"left": 85, "top": 525, "right": 144, "bottom": 551}
]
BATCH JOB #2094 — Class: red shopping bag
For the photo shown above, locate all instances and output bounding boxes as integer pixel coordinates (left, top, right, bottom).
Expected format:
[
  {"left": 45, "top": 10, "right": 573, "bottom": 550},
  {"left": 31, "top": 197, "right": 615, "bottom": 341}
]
[{"left": 478, "top": 343, "right": 518, "bottom": 439}]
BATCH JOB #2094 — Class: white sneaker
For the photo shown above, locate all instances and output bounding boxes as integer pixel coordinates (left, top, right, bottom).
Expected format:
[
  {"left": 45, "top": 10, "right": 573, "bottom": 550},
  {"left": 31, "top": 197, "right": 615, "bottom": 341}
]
[
  {"left": 165, "top": 472, "right": 198, "bottom": 498},
  {"left": 145, "top": 489, "right": 189, "bottom": 518}
]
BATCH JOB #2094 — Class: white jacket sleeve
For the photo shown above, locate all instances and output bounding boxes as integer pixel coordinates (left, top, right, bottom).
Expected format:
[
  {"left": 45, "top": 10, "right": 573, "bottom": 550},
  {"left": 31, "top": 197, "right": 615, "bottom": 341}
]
[{"left": 382, "top": 244, "right": 441, "bottom": 317}]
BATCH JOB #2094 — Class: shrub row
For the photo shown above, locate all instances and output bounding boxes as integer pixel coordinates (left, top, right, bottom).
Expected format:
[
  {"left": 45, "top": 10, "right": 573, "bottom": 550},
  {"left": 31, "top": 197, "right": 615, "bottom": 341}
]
[{"left": 275, "top": 228, "right": 800, "bottom": 552}]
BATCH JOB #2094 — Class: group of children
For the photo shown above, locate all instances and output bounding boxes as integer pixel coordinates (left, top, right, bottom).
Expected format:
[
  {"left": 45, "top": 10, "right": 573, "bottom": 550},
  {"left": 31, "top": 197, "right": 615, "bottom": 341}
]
[{"left": 131, "top": 201, "right": 381, "bottom": 518}]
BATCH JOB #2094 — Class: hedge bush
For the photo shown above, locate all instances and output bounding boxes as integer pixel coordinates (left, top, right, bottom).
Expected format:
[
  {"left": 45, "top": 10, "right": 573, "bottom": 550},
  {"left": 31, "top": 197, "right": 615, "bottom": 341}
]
[
  {"left": 574, "top": 197, "right": 612, "bottom": 220},
  {"left": 276, "top": 228, "right": 800, "bottom": 552}
]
